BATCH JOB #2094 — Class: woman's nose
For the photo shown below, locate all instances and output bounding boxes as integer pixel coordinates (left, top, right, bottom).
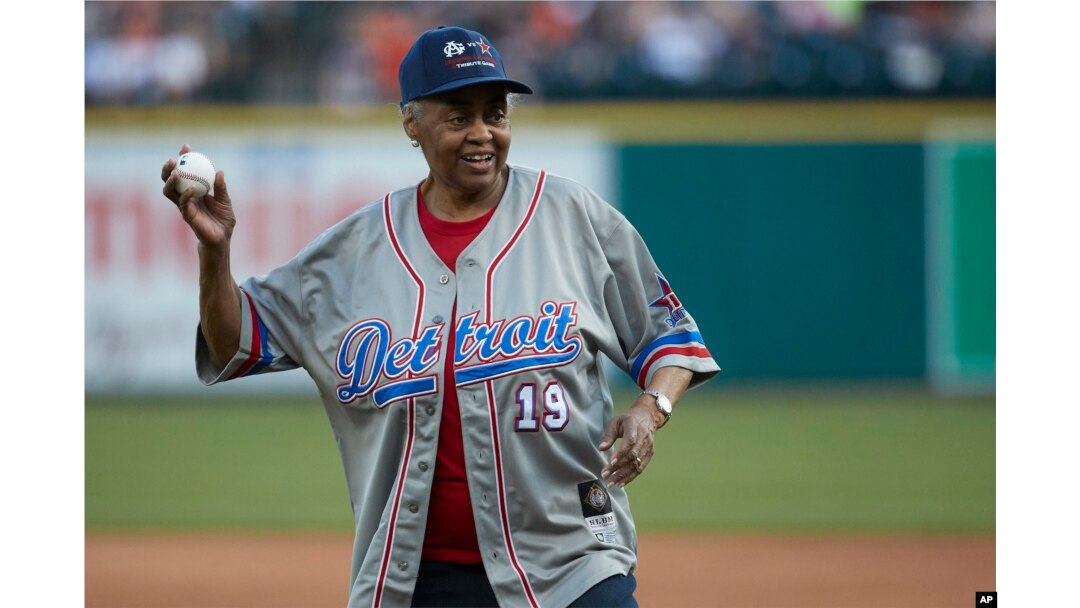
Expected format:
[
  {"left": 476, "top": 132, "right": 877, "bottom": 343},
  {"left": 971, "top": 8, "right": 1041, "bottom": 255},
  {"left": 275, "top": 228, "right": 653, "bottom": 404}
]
[{"left": 466, "top": 117, "right": 493, "bottom": 142}]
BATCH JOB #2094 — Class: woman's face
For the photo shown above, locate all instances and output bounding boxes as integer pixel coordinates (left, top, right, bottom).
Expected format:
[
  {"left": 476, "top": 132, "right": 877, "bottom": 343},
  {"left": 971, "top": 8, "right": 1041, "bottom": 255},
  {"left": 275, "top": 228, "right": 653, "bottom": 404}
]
[{"left": 406, "top": 83, "right": 511, "bottom": 201}]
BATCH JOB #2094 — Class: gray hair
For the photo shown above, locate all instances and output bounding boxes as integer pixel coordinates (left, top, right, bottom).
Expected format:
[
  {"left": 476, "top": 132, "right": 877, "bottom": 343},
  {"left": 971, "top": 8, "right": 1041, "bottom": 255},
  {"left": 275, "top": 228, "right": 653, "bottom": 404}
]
[
  {"left": 401, "top": 92, "right": 521, "bottom": 122},
  {"left": 401, "top": 99, "right": 426, "bottom": 121}
]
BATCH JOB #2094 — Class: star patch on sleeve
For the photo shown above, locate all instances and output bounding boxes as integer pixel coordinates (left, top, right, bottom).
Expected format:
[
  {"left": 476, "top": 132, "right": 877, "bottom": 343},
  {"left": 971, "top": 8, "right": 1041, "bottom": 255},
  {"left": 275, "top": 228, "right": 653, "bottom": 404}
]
[{"left": 649, "top": 274, "right": 688, "bottom": 328}]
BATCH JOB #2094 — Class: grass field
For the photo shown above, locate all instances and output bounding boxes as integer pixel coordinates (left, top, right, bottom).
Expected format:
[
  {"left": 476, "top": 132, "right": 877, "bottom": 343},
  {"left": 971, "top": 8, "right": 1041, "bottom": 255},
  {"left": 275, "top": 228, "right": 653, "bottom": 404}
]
[{"left": 85, "top": 388, "right": 994, "bottom": 534}]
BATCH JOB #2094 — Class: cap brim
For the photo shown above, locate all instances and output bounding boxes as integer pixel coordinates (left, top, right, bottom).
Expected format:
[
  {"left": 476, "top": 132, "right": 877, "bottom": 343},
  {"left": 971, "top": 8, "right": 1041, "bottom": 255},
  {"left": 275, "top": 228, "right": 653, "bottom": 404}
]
[{"left": 417, "top": 76, "right": 533, "bottom": 100}]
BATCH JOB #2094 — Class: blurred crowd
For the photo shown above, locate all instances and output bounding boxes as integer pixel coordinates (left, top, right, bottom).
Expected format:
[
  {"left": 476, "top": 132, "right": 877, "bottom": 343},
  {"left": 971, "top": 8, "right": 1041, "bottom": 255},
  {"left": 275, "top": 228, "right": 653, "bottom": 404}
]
[{"left": 84, "top": 1, "right": 995, "bottom": 105}]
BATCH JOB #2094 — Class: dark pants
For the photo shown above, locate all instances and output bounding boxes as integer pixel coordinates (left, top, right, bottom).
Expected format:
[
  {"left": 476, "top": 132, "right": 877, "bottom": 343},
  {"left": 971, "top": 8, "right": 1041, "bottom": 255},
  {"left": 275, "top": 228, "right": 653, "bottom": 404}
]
[
  {"left": 412, "top": 561, "right": 498, "bottom": 607},
  {"left": 568, "top": 572, "right": 638, "bottom": 607},
  {"left": 412, "top": 561, "right": 637, "bottom": 607}
]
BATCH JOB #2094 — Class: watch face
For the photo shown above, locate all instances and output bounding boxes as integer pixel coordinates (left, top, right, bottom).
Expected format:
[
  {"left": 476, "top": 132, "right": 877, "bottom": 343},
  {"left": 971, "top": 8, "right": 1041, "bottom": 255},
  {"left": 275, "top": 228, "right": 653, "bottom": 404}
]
[{"left": 656, "top": 394, "right": 673, "bottom": 415}]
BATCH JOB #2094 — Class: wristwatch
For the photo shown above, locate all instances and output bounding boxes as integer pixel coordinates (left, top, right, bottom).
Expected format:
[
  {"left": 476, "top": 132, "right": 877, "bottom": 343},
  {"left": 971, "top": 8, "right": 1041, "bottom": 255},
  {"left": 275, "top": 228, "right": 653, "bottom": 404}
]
[{"left": 641, "top": 390, "right": 673, "bottom": 427}]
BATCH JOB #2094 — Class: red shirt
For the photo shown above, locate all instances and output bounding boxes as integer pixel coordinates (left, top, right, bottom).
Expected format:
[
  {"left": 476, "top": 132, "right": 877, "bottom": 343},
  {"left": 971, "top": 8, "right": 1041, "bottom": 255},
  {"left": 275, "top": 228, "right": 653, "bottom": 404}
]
[{"left": 417, "top": 189, "right": 496, "bottom": 564}]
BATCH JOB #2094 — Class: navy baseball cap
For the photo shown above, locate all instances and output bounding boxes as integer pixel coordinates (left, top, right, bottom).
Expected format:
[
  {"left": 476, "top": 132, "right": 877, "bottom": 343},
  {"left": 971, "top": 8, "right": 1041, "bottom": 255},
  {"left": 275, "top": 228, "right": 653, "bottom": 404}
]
[{"left": 399, "top": 26, "right": 533, "bottom": 107}]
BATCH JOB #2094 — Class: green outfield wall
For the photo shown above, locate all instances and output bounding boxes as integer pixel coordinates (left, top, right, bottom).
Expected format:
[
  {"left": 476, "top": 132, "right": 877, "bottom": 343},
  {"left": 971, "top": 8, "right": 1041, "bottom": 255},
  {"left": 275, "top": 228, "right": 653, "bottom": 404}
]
[{"left": 619, "top": 143, "right": 930, "bottom": 381}]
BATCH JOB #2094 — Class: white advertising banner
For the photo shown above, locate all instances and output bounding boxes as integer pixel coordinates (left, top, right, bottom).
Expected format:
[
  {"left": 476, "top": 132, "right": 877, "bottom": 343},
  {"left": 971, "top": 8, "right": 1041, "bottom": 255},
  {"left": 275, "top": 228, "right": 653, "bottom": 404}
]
[{"left": 85, "top": 126, "right": 614, "bottom": 394}]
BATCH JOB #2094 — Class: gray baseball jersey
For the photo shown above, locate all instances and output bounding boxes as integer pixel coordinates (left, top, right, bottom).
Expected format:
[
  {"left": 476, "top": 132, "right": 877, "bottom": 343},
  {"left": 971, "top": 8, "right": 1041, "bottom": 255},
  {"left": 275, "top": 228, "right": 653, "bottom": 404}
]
[{"left": 196, "top": 165, "right": 719, "bottom": 607}]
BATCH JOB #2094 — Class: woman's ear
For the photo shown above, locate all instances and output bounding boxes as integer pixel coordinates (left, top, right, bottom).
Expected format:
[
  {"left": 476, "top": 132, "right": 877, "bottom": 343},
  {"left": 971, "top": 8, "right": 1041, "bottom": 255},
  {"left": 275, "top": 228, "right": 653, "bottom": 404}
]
[{"left": 402, "top": 106, "right": 420, "bottom": 142}]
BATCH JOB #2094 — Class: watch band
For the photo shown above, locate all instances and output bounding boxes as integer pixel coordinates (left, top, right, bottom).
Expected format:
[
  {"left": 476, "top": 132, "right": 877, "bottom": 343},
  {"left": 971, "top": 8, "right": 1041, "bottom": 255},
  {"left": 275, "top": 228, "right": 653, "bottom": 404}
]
[{"left": 641, "top": 390, "right": 672, "bottom": 427}]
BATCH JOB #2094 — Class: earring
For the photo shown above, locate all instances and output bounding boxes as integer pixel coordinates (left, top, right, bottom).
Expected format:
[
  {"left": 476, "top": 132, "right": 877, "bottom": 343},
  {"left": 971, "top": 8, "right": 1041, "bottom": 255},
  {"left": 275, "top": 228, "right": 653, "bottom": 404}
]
[{"left": 410, "top": 139, "right": 419, "bottom": 148}]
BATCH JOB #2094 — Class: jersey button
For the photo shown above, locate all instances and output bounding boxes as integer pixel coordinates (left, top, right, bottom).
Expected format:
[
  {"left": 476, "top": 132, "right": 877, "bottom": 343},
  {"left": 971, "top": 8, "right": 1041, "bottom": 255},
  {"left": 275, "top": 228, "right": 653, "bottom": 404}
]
[
  {"left": 397, "top": 561, "right": 408, "bottom": 571},
  {"left": 432, "top": 315, "right": 444, "bottom": 324},
  {"left": 439, "top": 274, "right": 450, "bottom": 285},
  {"left": 408, "top": 503, "right": 419, "bottom": 513},
  {"left": 425, "top": 406, "right": 436, "bottom": 416},
  {"left": 418, "top": 461, "right": 429, "bottom": 472}
]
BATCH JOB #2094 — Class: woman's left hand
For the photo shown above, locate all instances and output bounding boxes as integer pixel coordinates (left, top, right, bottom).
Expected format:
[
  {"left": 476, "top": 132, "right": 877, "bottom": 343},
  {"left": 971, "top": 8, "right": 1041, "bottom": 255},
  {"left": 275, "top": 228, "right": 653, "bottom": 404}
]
[{"left": 598, "top": 395, "right": 665, "bottom": 488}]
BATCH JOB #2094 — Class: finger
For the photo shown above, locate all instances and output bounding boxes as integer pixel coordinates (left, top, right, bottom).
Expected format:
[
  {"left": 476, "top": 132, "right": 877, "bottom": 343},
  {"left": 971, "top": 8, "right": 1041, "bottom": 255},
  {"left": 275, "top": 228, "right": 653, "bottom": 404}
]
[
  {"left": 609, "top": 449, "right": 652, "bottom": 488},
  {"left": 606, "top": 463, "right": 638, "bottom": 488},
  {"left": 619, "top": 469, "right": 641, "bottom": 487},
  {"left": 175, "top": 188, "right": 193, "bottom": 220},
  {"left": 609, "top": 430, "right": 657, "bottom": 488},
  {"left": 175, "top": 185, "right": 203, "bottom": 224},
  {"left": 162, "top": 169, "right": 181, "bottom": 203},
  {"left": 213, "top": 170, "right": 228, "bottom": 200},
  {"left": 602, "top": 436, "right": 638, "bottom": 483},
  {"left": 162, "top": 144, "right": 192, "bottom": 183},
  {"left": 607, "top": 454, "right": 639, "bottom": 487},
  {"left": 161, "top": 158, "right": 177, "bottom": 182},
  {"left": 610, "top": 449, "right": 636, "bottom": 479},
  {"left": 597, "top": 415, "right": 621, "bottom": 452},
  {"left": 609, "top": 426, "right": 639, "bottom": 464}
]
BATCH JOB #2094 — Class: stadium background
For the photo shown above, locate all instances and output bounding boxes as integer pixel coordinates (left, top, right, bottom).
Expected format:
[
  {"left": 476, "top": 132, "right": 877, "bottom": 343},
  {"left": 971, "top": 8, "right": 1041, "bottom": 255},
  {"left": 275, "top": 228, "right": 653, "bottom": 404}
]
[{"left": 84, "top": 2, "right": 995, "bottom": 606}]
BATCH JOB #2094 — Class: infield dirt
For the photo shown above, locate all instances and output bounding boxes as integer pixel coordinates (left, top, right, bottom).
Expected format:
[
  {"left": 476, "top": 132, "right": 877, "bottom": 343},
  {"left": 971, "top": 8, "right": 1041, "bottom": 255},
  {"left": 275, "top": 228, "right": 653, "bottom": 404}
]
[{"left": 86, "top": 533, "right": 993, "bottom": 607}]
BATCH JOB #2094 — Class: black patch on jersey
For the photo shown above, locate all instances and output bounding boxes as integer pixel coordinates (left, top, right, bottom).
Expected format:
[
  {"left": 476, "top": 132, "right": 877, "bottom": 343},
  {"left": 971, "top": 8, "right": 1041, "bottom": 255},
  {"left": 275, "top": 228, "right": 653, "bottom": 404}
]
[{"left": 578, "top": 479, "right": 613, "bottom": 517}]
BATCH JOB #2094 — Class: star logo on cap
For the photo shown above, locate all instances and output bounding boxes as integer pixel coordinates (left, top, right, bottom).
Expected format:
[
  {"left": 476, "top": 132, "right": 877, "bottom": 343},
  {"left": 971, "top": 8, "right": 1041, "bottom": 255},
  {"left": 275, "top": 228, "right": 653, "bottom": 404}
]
[{"left": 476, "top": 39, "right": 492, "bottom": 55}]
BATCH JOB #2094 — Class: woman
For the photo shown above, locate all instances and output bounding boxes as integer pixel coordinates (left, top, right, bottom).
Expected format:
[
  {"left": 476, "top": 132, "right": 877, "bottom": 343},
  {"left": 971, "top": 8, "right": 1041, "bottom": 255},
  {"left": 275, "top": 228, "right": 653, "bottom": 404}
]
[{"left": 162, "top": 25, "right": 718, "bottom": 608}]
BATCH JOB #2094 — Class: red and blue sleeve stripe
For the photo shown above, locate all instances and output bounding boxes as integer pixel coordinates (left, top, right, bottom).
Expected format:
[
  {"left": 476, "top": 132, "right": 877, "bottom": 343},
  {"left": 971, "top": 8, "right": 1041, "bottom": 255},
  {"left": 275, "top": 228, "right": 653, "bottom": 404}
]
[
  {"left": 228, "top": 290, "right": 274, "bottom": 380},
  {"left": 630, "top": 331, "right": 712, "bottom": 388}
]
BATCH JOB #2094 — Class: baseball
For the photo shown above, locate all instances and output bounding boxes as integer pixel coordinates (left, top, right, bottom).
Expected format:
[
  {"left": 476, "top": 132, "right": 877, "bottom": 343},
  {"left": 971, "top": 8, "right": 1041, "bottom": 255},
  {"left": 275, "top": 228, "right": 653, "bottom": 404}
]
[{"left": 174, "top": 151, "right": 216, "bottom": 198}]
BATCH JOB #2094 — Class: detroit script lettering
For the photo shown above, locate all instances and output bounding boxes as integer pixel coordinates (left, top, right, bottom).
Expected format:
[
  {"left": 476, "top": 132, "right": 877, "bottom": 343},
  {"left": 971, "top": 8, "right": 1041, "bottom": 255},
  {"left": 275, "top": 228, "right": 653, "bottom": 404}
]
[{"left": 336, "top": 301, "right": 582, "bottom": 407}]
